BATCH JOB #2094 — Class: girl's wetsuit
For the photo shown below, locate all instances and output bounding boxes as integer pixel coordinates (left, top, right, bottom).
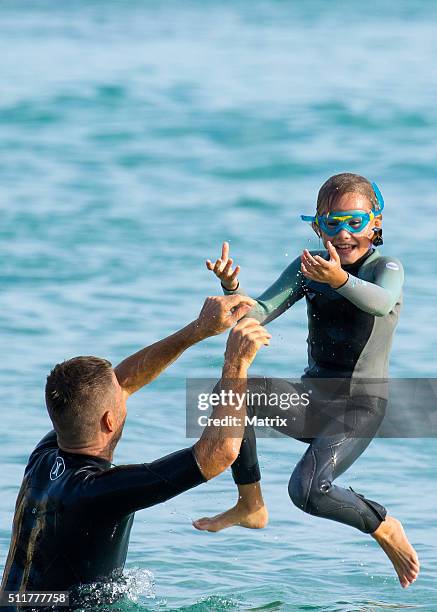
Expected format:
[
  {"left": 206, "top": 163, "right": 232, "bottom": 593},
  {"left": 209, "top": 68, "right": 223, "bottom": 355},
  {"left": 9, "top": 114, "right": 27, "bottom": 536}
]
[{"left": 223, "top": 247, "right": 404, "bottom": 534}]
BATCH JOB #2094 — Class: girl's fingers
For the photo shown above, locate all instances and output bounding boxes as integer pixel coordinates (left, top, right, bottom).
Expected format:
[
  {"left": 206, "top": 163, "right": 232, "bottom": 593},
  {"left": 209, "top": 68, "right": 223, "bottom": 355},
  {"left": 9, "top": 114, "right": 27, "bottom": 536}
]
[
  {"left": 305, "top": 250, "right": 324, "bottom": 267},
  {"left": 327, "top": 241, "right": 340, "bottom": 262},
  {"left": 300, "top": 252, "right": 309, "bottom": 268},
  {"left": 301, "top": 250, "right": 316, "bottom": 269},
  {"left": 221, "top": 241, "right": 230, "bottom": 261},
  {"left": 301, "top": 262, "right": 311, "bottom": 277},
  {"left": 313, "top": 255, "right": 330, "bottom": 268},
  {"left": 213, "top": 259, "right": 223, "bottom": 274},
  {"left": 206, "top": 259, "right": 214, "bottom": 270},
  {"left": 229, "top": 265, "right": 240, "bottom": 281},
  {"left": 301, "top": 249, "right": 314, "bottom": 265},
  {"left": 222, "top": 258, "right": 233, "bottom": 277},
  {"left": 301, "top": 262, "right": 319, "bottom": 281}
]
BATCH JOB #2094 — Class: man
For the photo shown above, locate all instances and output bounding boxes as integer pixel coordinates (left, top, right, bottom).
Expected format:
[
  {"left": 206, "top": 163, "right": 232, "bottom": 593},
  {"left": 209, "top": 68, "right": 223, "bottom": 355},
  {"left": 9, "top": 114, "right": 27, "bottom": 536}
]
[{"left": 1, "top": 295, "right": 271, "bottom": 601}]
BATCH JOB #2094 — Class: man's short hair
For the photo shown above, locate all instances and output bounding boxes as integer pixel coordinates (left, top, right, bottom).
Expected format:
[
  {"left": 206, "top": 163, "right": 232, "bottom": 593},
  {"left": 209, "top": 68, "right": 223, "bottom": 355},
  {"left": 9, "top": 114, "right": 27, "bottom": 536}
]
[
  {"left": 45, "top": 356, "right": 116, "bottom": 445},
  {"left": 317, "top": 173, "right": 381, "bottom": 216}
]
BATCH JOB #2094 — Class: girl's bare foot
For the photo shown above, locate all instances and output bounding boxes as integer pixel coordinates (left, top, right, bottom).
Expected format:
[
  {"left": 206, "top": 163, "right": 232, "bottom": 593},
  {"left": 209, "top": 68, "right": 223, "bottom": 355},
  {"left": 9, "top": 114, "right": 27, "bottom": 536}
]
[
  {"left": 193, "top": 502, "right": 268, "bottom": 532},
  {"left": 371, "top": 515, "right": 420, "bottom": 588},
  {"left": 193, "top": 482, "right": 268, "bottom": 532}
]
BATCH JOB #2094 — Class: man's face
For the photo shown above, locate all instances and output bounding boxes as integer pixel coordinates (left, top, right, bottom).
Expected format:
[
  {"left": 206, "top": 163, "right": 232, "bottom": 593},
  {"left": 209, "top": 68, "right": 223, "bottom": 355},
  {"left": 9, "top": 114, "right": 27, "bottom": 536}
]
[{"left": 317, "top": 193, "right": 380, "bottom": 265}]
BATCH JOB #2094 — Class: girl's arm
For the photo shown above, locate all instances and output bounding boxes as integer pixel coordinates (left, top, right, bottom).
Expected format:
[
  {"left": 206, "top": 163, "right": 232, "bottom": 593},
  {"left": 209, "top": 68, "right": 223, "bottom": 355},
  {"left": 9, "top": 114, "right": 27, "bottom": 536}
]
[
  {"left": 335, "top": 256, "right": 404, "bottom": 317},
  {"left": 301, "top": 244, "right": 404, "bottom": 317},
  {"left": 223, "top": 255, "right": 305, "bottom": 324}
]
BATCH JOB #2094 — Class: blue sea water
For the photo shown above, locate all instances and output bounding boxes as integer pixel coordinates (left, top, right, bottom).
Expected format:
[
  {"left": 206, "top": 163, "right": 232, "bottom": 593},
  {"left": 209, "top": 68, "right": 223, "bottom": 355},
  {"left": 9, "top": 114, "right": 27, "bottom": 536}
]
[{"left": 1, "top": 0, "right": 437, "bottom": 609}]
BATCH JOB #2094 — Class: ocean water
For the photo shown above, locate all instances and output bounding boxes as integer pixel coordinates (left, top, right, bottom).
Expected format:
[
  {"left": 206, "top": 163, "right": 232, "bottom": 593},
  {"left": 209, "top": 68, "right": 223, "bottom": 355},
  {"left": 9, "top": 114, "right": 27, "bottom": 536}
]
[{"left": 1, "top": 1, "right": 437, "bottom": 609}]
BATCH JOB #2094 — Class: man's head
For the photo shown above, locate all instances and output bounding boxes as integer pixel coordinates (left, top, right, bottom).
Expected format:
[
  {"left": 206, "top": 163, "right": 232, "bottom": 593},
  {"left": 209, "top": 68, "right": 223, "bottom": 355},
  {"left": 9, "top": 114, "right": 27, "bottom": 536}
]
[
  {"left": 313, "top": 173, "right": 384, "bottom": 265},
  {"left": 45, "top": 356, "right": 127, "bottom": 456}
]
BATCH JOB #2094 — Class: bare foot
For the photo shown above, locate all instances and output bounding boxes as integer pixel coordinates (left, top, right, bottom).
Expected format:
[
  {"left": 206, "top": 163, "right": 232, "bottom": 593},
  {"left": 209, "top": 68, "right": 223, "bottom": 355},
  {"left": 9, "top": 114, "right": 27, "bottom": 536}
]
[
  {"left": 193, "top": 503, "right": 268, "bottom": 532},
  {"left": 371, "top": 515, "right": 420, "bottom": 588}
]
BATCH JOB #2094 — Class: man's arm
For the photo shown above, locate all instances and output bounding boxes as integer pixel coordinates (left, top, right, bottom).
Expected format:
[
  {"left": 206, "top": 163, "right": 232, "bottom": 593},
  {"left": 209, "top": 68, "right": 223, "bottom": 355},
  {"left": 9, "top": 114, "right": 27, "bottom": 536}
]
[
  {"left": 114, "top": 295, "right": 255, "bottom": 396},
  {"left": 85, "top": 319, "right": 271, "bottom": 515},
  {"left": 193, "top": 318, "right": 270, "bottom": 479},
  {"left": 114, "top": 320, "right": 205, "bottom": 397},
  {"left": 192, "top": 360, "right": 247, "bottom": 481}
]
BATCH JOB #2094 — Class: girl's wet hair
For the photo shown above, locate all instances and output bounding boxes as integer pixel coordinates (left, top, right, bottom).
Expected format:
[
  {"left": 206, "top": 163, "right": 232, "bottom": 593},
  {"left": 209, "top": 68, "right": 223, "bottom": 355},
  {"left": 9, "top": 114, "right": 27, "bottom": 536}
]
[{"left": 317, "top": 173, "right": 382, "bottom": 216}]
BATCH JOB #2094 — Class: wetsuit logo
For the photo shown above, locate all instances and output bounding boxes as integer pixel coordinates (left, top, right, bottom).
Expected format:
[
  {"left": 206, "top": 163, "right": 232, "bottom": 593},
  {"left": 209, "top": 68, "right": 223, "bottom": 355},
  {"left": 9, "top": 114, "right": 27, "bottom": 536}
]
[
  {"left": 386, "top": 261, "right": 400, "bottom": 271},
  {"left": 50, "top": 456, "right": 65, "bottom": 481}
]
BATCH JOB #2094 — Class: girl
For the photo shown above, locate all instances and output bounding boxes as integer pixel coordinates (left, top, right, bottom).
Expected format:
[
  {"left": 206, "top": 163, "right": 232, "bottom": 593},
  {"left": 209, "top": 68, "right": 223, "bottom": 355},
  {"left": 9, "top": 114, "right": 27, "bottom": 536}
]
[{"left": 193, "top": 173, "right": 420, "bottom": 589}]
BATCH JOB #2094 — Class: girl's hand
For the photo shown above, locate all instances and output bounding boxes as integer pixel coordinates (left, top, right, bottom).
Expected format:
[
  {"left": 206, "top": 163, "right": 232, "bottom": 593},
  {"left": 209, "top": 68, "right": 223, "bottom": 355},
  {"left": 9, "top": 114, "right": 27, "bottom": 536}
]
[
  {"left": 300, "top": 241, "right": 348, "bottom": 288},
  {"left": 206, "top": 241, "right": 240, "bottom": 290}
]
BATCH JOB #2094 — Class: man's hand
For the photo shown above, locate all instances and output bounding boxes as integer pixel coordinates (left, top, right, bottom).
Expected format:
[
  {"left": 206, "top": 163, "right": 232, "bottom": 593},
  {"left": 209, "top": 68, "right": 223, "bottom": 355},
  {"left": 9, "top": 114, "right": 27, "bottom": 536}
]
[
  {"left": 224, "top": 318, "right": 271, "bottom": 371},
  {"left": 195, "top": 295, "right": 255, "bottom": 339},
  {"left": 300, "top": 242, "right": 348, "bottom": 288},
  {"left": 206, "top": 241, "right": 240, "bottom": 290}
]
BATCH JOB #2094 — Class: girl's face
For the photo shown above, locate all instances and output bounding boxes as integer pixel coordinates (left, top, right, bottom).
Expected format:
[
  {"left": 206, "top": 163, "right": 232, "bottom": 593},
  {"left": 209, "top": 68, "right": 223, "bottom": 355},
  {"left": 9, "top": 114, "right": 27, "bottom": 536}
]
[{"left": 316, "top": 192, "right": 381, "bottom": 266}]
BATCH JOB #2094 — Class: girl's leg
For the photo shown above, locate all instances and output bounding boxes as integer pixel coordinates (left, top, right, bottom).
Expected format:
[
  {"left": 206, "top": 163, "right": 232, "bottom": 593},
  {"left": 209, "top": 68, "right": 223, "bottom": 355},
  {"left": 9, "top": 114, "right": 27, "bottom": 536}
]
[
  {"left": 288, "top": 396, "right": 420, "bottom": 587},
  {"left": 288, "top": 405, "right": 387, "bottom": 534}
]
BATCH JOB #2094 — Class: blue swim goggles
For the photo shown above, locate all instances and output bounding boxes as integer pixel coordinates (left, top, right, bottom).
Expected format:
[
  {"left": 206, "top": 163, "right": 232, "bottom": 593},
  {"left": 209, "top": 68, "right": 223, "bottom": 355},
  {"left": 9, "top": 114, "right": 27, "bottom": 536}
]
[{"left": 300, "top": 182, "right": 385, "bottom": 237}]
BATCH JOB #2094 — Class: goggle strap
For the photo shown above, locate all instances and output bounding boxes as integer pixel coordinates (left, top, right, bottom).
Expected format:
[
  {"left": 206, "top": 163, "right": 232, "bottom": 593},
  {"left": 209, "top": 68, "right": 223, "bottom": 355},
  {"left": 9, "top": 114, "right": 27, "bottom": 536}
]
[
  {"left": 300, "top": 215, "right": 316, "bottom": 222},
  {"left": 371, "top": 182, "right": 385, "bottom": 213}
]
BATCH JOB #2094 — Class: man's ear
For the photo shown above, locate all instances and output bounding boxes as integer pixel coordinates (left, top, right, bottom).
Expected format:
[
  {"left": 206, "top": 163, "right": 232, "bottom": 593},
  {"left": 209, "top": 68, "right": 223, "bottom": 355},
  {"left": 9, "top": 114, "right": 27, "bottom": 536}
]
[{"left": 101, "top": 410, "right": 115, "bottom": 433}]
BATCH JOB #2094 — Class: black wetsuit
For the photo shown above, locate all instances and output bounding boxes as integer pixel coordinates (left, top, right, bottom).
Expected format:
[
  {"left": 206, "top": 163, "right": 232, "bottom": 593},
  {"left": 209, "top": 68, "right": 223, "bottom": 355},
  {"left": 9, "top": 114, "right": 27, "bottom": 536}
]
[
  {"left": 1, "top": 431, "right": 205, "bottom": 598},
  {"left": 224, "top": 247, "right": 404, "bottom": 534}
]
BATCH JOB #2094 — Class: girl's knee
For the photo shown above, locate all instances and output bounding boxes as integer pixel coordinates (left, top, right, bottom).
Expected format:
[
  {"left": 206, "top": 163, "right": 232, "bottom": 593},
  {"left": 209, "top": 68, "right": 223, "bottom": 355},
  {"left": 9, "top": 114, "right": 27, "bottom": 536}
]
[
  {"left": 288, "top": 467, "right": 308, "bottom": 511},
  {"left": 288, "top": 467, "right": 331, "bottom": 514}
]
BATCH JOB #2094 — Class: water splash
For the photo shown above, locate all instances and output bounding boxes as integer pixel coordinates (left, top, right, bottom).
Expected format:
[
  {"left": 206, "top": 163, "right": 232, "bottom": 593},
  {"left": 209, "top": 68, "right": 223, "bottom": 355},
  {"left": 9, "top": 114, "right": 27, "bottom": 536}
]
[{"left": 74, "top": 568, "right": 156, "bottom": 610}]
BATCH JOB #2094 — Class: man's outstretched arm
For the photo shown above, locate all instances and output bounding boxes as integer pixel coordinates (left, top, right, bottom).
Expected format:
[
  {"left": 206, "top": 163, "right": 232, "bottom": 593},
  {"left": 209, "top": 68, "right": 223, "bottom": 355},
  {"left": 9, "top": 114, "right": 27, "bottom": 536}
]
[
  {"left": 114, "top": 295, "right": 255, "bottom": 396},
  {"left": 89, "top": 318, "right": 271, "bottom": 517},
  {"left": 193, "top": 317, "right": 270, "bottom": 480}
]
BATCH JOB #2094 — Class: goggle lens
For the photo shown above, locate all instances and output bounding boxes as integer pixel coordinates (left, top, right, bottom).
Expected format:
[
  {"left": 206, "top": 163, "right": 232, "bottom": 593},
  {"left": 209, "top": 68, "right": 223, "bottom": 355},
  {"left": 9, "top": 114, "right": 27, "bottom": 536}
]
[{"left": 319, "top": 212, "right": 370, "bottom": 235}]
